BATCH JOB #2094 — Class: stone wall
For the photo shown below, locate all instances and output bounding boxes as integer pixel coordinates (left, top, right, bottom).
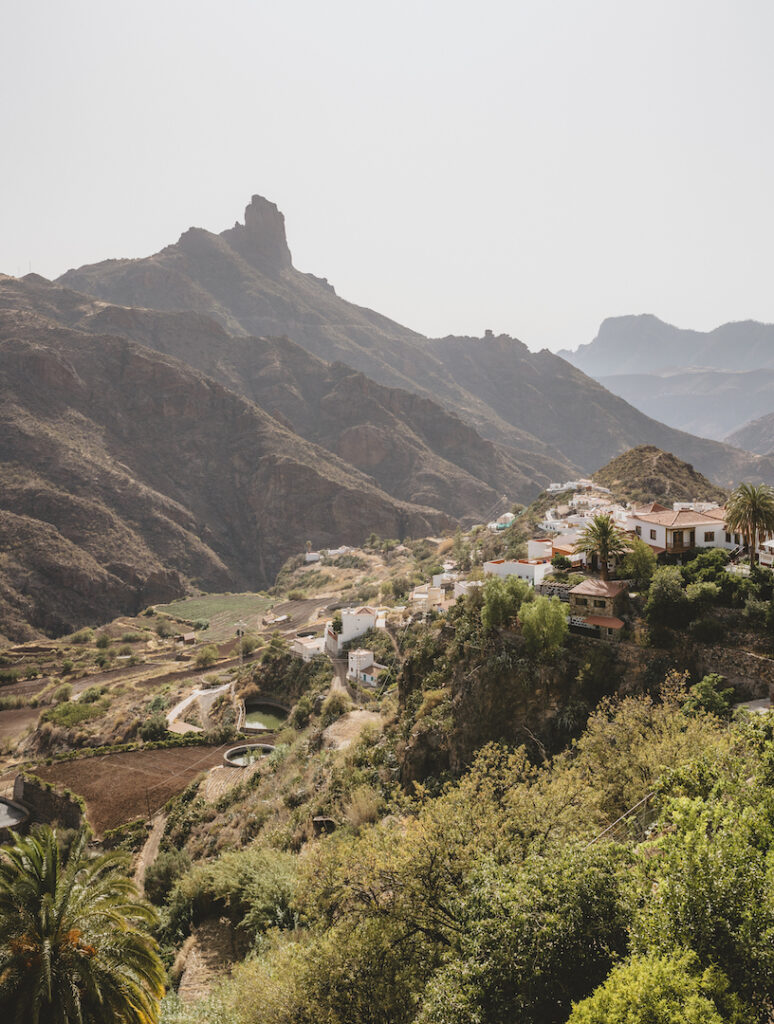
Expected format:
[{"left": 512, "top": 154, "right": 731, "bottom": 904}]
[{"left": 13, "top": 775, "right": 83, "bottom": 830}]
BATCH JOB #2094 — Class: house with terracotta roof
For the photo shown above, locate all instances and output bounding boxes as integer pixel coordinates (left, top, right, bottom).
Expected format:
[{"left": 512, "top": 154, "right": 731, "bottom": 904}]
[
  {"left": 568, "top": 579, "right": 628, "bottom": 640},
  {"left": 626, "top": 505, "right": 738, "bottom": 556}
]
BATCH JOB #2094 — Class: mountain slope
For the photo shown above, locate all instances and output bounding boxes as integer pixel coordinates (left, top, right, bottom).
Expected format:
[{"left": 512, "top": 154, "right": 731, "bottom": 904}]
[
  {"left": 0, "top": 275, "right": 572, "bottom": 515},
  {"left": 53, "top": 197, "right": 774, "bottom": 489},
  {"left": 592, "top": 446, "right": 728, "bottom": 506},
  {"left": 595, "top": 368, "right": 774, "bottom": 440},
  {"left": 726, "top": 413, "right": 774, "bottom": 456},
  {"left": 0, "top": 310, "right": 448, "bottom": 640}
]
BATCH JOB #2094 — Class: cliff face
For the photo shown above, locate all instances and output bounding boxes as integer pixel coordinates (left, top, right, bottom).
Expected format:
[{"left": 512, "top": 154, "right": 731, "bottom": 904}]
[
  {"left": 0, "top": 311, "right": 448, "bottom": 640},
  {"left": 54, "top": 197, "right": 774, "bottom": 488}
]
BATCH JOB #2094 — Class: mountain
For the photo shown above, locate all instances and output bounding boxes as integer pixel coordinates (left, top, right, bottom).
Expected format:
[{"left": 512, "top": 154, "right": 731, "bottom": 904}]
[
  {"left": 595, "top": 368, "right": 774, "bottom": 440},
  {"left": 0, "top": 275, "right": 571, "bottom": 517},
  {"left": 558, "top": 315, "right": 774, "bottom": 440},
  {"left": 559, "top": 314, "right": 774, "bottom": 377},
  {"left": 592, "top": 446, "right": 729, "bottom": 506},
  {"left": 726, "top": 413, "right": 774, "bottom": 456},
  {"left": 0, "top": 309, "right": 448, "bottom": 641},
  {"left": 54, "top": 197, "right": 774, "bottom": 490}
]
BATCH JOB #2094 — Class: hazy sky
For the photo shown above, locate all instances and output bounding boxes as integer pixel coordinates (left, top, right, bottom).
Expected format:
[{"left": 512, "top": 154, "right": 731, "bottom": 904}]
[{"left": 2, "top": 1, "right": 773, "bottom": 352}]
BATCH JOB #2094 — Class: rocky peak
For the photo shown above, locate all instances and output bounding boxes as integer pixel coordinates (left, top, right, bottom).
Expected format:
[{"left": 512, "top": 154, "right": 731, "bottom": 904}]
[{"left": 220, "top": 195, "right": 292, "bottom": 275}]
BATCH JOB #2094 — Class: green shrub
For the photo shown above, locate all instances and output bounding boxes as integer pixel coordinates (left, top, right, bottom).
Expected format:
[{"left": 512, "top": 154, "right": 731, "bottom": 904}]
[
  {"left": 192, "top": 620, "right": 209, "bottom": 631},
  {"left": 80, "top": 685, "right": 106, "bottom": 704},
  {"left": 121, "top": 632, "right": 143, "bottom": 643},
  {"left": 60, "top": 660, "right": 74, "bottom": 676},
  {"left": 287, "top": 589, "right": 306, "bottom": 601},
  {"left": 0, "top": 668, "right": 20, "bottom": 686},
  {"left": 52, "top": 683, "right": 72, "bottom": 703},
  {"left": 195, "top": 645, "right": 219, "bottom": 669},
  {"left": 70, "top": 629, "right": 93, "bottom": 645},
  {"left": 320, "top": 692, "right": 349, "bottom": 728},
  {"left": 290, "top": 694, "right": 314, "bottom": 729},
  {"left": 145, "top": 849, "right": 192, "bottom": 904},
  {"left": 140, "top": 714, "right": 168, "bottom": 742},
  {"left": 42, "top": 699, "right": 109, "bottom": 728},
  {"left": 156, "top": 619, "right": 175, "bottom": 638},
  {"left": 95, "top": 633, "right": 111, "bottom": 649}
]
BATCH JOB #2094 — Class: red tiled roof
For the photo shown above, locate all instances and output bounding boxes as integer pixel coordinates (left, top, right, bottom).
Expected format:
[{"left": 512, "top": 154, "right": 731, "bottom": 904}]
[
  {"left": 583, "top": 615, "right": 624, "bottom": 629},
  {"left": 630, "top": 508, "right": 726, "bottom": 529},
  {"left": 570, "top": 579, "right": 628, "bottom": 597}
]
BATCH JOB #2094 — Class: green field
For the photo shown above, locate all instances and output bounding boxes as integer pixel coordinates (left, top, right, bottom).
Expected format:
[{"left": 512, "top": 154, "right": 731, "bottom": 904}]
[{"left": 155, "top": 592, "right": 273, "bottom": 642}]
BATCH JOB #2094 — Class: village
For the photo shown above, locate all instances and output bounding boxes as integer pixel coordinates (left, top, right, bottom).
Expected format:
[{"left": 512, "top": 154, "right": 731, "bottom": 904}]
[{"left": 282, "top": 478, "right": 766, "bottom": 679}]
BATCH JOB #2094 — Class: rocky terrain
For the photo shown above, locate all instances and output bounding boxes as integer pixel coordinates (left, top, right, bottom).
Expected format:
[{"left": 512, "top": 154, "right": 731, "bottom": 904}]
[
  {"left": 591, "top": 445, "right": 728, "bottom": 506},
  {"left": 0, "top": 276, "right": 569, "bottom": 518},
  {"left": 0, "top": 311, "right": 447, "bottom": 640}
]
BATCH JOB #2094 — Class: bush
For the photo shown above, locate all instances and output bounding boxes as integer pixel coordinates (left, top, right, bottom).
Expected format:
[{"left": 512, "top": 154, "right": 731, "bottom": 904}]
[
  {"left": 192, "top": 619, "right": 209, "bottom": 631},
  {"left": 290, "top": 694, "right": 314, "bottom": 729},
  {"left": 519, "top": 595, "right": 568, "bottom": 659},
  {"left": 320, "top": 692, "right": 349, "bottom": 728},
  {"left": 95, "top": 633, "right": 111, "bottom": 649},
  {"left": 645, "top": 566, "right": 691, "bottom": 628},
  {"left": 145, "top": 849, "right": 192, "bottom": 904},
  {"left": 60, "top": 660, "right": 74, "bottom": 676},
  {"left": 287, "top": 590, "right": 306, "bottom": 601},
  {"left": 344, "top": 785, "right": 383, "bottom": 828},
  {"left": 156, "top": 619, "right": 175, "bottom": 638},
  {"left": 121, "top": 632, "right": 143, "bottom": 643},
  {"left": 683, "top": 672, "right": 735, "bottom": 719},
  {"left": 241, "top": 635, "right": 260, "bottom": 656},
  {"left": 70, "top": 629, "right": 93, "bottom": 645},
  {"left": 551, "top": 554, "right": 572, "bottom": 571},
  {"left": 195, "top": 645, "right": 219, "bottom": 669},
  {"left": 140, "top": 713, "right": 168, "bottom": 742},
  {"left": 52, "top": 683, "right": 72, "bottom": 703},
  {"left": 117, "top": 645, "right": 132, "bottom": 657},
  {"left": 42, "top": 699, "right": 109, "bottom": 728},
  {"left": 80, "top": 685, "right": 106, "bottom": 704}
]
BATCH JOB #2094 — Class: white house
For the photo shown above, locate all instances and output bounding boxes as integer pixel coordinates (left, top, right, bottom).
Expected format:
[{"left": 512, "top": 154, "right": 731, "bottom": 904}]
[
  {"left": 483, "top": 558, "right": 552, "bottom": 587},
  {"left": 432, "top": 571, "right": 459, "bottom": 588},
  {"left": 305, "top": 551, "right": 322, "bottom": 563},
  {"left": 325, "top": 606, "right": 386, "bottom": 655},
  {"left": 291, "top": 636, "right": 326, "bottom": 661},
  {"left": 326, "top": 545, "right": 355, "bottom": 558},
  {"left": 626, "top": 504, "right": 737, "bottom": 555},
  {"left": 347, "top": 648, "right": 388, "bottom": 686},
  {"left": 410, "top": 585, "right": 445, "bottom": 610},
  {"left": 453, "top": 579, "right": 484, "bottom": 599},
  {"left": 527, "top": 538, "right": 553, "bottom": 560}
]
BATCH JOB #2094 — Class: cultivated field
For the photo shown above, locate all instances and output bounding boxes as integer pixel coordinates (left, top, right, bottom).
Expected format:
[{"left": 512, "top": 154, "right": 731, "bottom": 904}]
[
  {"left": 156, "top": 593, "right": 273, "bottom": 641},
  {"left": 33, "top": 744, "right": 233, "bottom": 834}
]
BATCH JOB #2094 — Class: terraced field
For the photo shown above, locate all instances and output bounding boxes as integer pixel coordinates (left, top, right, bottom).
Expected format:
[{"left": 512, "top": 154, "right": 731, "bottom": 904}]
[{"left": 155, "top": 593, "right": 273, "bottom": 641}]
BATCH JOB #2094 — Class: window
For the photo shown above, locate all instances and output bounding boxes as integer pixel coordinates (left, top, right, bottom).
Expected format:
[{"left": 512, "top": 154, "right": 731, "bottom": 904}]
[
  {"left": 725, "top": 532, "right": 731, "bottom": 543},
  {"left": 735, "top": 533, "right": 741, "bottom": 545},
  {"left": 635, "top": 526, "right": 642, "bottom": 537},
  {"left": 593, "top": 599, "right": 605, "bottom": 608},
  {"left": 575, "top": 597, "right": 588, "bottom": 606},
  {"left": 704, "top": 531, "right": 714, "bottom": 542},
  {"left": 650, "top": 529, "right": 656, "bottom": 539}
]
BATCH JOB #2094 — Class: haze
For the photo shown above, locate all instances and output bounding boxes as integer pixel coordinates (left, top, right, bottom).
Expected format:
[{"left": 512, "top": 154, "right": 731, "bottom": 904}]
[{"left": 2, "top": 0, "right": 773, "bottom": 352}]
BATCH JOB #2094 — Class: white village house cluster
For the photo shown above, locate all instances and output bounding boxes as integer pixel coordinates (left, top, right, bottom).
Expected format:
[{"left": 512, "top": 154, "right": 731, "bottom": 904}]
[{"left": 282, "top": 480, "right": 774, "bottom": 669}]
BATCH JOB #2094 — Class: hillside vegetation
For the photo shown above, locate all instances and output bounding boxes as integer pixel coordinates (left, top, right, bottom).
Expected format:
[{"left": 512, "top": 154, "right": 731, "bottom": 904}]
[{"left": 593, "top": 445, "right": 728, "bottom": 505}]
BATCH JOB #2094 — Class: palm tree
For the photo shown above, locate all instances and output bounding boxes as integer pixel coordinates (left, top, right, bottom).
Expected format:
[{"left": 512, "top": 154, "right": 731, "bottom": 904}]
[
  {"left": 0, "top": 826, "right": 164, "bottom": 1024},
  {"left": 724, "top": 482, "right": 774, "bottom": 568},
  {"left": 579, "top": 513, "right": 632, "bottom": 580}
]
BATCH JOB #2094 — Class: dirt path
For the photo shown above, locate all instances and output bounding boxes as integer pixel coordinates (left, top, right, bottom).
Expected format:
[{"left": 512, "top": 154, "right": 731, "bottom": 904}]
[
  {"left": 133, "top": 812, "right": 166, "bottom": 890},
  {"left": 177, "top": 918, "right": 240, "bottom": 1003}
]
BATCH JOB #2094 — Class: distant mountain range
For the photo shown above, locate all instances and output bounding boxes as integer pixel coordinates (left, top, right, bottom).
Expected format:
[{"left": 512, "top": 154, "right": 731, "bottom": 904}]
[
  {"left": 559, "top": 314, "right": 774, "bottom": 441},
  {"left": 3, "top": 196, "right": 774, "bottom": 637}
]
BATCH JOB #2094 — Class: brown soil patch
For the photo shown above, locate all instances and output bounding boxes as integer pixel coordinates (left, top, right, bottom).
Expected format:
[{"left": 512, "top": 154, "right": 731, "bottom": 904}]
[
  {"left": 0, "top": 705, "right": 40, "bottom": 743},
  {"left": 33, "top": 744, "right": 231, "bottom": 834},
  {"left": 323, "top": 710, "right": 381, "bottom": 750}
]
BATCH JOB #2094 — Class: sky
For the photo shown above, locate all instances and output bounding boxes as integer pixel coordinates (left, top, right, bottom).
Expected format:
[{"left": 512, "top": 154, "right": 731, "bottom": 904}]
[{"left": 2, "top": 1, "right": 773, "bottom": 352}]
